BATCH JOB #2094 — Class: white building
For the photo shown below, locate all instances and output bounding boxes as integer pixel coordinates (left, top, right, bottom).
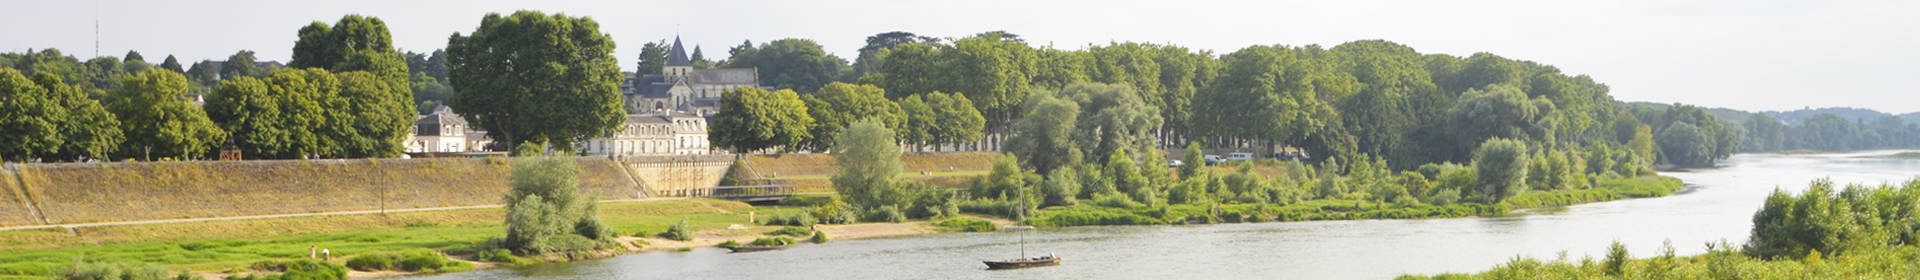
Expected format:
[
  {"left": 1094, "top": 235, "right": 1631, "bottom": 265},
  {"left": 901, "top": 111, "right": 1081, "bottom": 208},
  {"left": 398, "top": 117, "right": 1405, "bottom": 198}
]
[
  {"left": 625, "top": 36, "right": 762, "bottom": 116},
  {"left": 406, "top": 107, "right": 492, "bottom": 153},
  {"left": 585, "top": 112, "right": 713, "bottom": 156}
]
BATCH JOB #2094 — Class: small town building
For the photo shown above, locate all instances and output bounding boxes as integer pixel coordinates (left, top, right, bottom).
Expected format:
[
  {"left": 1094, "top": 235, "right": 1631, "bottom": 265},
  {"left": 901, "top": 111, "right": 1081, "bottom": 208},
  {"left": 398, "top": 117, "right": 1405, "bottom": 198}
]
[
  {"left": 406, "top": 106, "right": 492, "bottom": 154},
  {"left": 625, "top": 36, "right": 762, "bottom": 116}
]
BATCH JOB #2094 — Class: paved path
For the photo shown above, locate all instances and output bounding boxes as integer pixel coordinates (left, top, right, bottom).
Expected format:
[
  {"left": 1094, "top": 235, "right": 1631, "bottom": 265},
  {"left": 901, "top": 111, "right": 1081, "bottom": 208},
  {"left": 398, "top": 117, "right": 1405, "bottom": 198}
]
[{"left": 0, "top": 197, "right": 691, "bottom": 232}]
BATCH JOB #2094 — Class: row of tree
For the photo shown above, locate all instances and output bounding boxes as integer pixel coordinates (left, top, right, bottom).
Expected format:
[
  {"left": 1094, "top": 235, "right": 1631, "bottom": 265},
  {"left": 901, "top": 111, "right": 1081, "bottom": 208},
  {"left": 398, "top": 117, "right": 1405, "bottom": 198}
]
[
  {"left": 1741, "top": 112, "right": 1920, "bottom": 152},
  {"left": 706, "top": 82, "right": 986, "bottom": 154}
]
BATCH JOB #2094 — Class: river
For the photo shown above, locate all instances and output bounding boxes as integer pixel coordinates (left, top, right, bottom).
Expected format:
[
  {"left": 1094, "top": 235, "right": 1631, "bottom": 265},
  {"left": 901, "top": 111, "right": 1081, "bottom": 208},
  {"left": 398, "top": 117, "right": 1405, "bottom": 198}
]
[{"left": 399, "top": 151, "right": 1919, "bottom": 279}]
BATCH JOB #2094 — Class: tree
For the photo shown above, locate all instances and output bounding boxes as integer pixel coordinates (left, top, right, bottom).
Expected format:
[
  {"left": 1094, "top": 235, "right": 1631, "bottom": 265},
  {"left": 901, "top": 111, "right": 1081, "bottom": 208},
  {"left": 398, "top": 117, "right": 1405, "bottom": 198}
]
[
  {"left": 1471, "top": 138, "right": 1529, "bottom": 202},
  {"left": 1004, "top": 91, "right": 1081, "bottom": 175},
  {"left": 690, "top": 46, "right": 715, "bottom": 69},
  {"left": 37, "top": 73, "right": 122, "bottom": 161},
  {"left": 709, "top": 87, "right": 813, "bottom": 153},
  {"left": 289, "top": 16, "right": 417, "bottom": 155},
  {"left": 925, "top": 92, "right": 986, "bottom": 148},
  {"left": 897, "top": 95, "right": 934, "bottom": 150},
  {"left": 410, "top": 72, "right": 452, "bottom": 113},
  {"left": 220, "top": 50, "right": 260, "bottom": 80},
  {"left": 852, "top": 31, "right": 938, "bottom": 79},
  {"left": 158, "top": 55, "right": 184, "bottom": 74},
  {"left": 205, "top": 76, "right": 285, "bottom": 158},
  {"left": 0, "top": 68, "right": 62, "bottom": 161},
  {"left": 799, "top": 82, "right": 903, "bottom": 152},
  {"left": 1058, "top": 82, "right": 1162, "bottom": 165},
  {"left": 334, "top": 71, "right": 413, "bottom": 157},
  {"left": 1658, "top": 122, "right": 1715, "bottom": 167},
  {"left": 722, "top": 38, "right": 850, "bottom": 93},
  {"left": 1450, "top": 84, "right": 1556, "bottom": 151},
  {"left": 122, "top": 51, "right": 145, "bottom": 64},
  {"left": 831, "top": 119, "right": 908, "bottom": 210},
  {"left": 502, "top": 155, "right": 610, "bottom": 254},
  {"left": 106, "top": 70, "right": 225, "bottom": 160},
  {"left": 446, "top": 11, "right": 626, "bottom": 151},
  {"left": 633, "top": 39, "right": 668, "bottom": 74},
  {"left": 1181, "top": 142, "right": 1204, "bottom": 178}
]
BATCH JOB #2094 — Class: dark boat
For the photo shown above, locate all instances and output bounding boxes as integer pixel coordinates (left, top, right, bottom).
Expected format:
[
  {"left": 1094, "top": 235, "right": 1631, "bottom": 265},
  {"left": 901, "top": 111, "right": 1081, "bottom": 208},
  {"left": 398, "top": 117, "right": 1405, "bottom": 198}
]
[
  {"left": 984, "top": 255, "right": 1060, "bottom": 269},
  {"left": 723, "top": 244, "right": 789, "bottom": 253}
]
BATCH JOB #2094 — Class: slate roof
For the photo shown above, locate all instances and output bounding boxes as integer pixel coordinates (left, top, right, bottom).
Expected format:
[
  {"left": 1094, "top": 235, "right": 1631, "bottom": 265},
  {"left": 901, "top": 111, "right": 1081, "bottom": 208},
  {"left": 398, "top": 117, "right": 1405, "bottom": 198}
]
[
  {"left": 414, "top": 113, "right": 466, "bottom": 136},
  {"left": 689, "top": 68, "right": 757, "bottom": 85},
  {"left": 667, "top": 36, "right": 691, "bottom": 66}
]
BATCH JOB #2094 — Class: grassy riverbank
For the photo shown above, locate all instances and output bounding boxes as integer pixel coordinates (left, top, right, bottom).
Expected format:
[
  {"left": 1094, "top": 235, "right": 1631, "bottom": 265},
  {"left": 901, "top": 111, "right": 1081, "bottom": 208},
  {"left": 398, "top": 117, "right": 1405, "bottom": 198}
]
[
  {"left": 1024, "top": 175, "right": 1683, "bottom": 227},
  {"left": 0, "top": 199, "right": 800, "bottom": 279}
]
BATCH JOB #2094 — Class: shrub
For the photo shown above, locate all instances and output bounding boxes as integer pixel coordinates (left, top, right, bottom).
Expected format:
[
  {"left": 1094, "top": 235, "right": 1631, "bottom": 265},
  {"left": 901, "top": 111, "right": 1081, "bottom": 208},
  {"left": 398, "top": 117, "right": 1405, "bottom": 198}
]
[
  {"left": 810, "top": 200, "right": 860, "bottom": 224},
  {"left": 345, "top": 254, "right": 399, "bottom": 271},
  {"left": 658, "top": 219, "right": 693, "bottom": 241},
  {"left": 957, "top": 199, "right": 1022, "bottom": 219},
  {"left": 749, "top": 237, "right": 797, "bottom": 246},
  {"left": 51, "top": 261, "right": 201, "bottom": 280},
  {"left": 766, "top": 226, "right": 813, "bottom": 237},
  {"left": 475, "top": 248, "right": 529, "bottom": 265},
  {"left": 502, "top": 156, "right": 609, "bottom": 255},
  {"left": 934, "top": 218, "right": 999, "bottom": 232},
  {"left": 717, "top": 240, "right": 741, "bottom": 247},
  {"left": 764, "top": 212, "right": 817, "bottom": 226},
  {"left": 811, "top": 230, "right": 829, "bottom": 243},
  {"left": 863, "top": 205, "right": 907, "bottom": 222}
]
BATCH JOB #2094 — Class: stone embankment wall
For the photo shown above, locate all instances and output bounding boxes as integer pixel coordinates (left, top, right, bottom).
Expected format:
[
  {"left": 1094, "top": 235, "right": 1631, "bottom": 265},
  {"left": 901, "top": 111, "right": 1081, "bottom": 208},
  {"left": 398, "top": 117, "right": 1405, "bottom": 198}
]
[{"left": 0, "top": 156, "right": 730, "bottom": 226}]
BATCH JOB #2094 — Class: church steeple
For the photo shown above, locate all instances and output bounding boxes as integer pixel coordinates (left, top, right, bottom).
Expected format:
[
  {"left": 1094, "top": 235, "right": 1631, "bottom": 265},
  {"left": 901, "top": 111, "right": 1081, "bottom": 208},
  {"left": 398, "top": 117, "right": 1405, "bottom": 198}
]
[{"left": 666, "top": 36, "right": 692, "bottom": 67}]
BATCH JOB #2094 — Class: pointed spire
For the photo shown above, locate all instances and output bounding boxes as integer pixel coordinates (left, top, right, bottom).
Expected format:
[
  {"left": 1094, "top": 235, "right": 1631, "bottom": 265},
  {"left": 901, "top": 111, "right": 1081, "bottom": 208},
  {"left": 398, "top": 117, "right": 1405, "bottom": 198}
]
[{"left": 667, "top": 35, "right": 692, "bottom": 66}]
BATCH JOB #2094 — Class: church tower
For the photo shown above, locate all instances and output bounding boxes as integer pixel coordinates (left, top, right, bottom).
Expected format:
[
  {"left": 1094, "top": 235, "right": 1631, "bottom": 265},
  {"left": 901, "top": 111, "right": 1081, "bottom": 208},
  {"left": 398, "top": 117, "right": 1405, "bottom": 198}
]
[{"left": 663, "top": 36, "right": 693, "bottom": 81}]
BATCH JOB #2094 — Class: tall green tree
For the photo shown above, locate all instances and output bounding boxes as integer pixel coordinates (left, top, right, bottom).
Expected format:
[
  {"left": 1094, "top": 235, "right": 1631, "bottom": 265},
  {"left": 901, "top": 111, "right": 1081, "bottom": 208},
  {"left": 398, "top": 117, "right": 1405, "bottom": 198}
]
[
  {"left": 1450, "top": 84, "right": 1556, "bottom": 154},
  {"left": 633, "top": 39, "right": 668, "bottom": 74},
  {"left": 709, "top": 87, "right": 813, "bottom": 153},
  {"left": 205, "top": 76, "right": 286, "bottom": 158},
  {"left": 106, "top": 70, "right": 225, "bottom": 160},
  {"left": 0, "top": 68, "right": 63, "bottom": 160},
  {"left": 1057, "top": 82, "right": 1162, "bottom": 165},
  {"left": 1470, "top": 138, "right": 1529, "bottom": 202},
  {"left": 37, "top": 73, "right": 122, "bottom": 161},
  {"left": 1004, "top": 91, "right": 1081, "bottom": 175},
  {"left": 446, "top": 11, "right": 626, "bottom": 150},
  {"left": 220, "top": 50, "right": 260, "bottom": 80},
  {"left": 158, "top": 55, "right": 184, "bottom": 74},
  {"left": 831, "top": 119, "right": 908, "bottom": 210},
  {"left": 800, "top": 82, "right": 903, "bottom": 152},
  {"left": 722, "top": 38, "right": 850, "bottom": 93},
  {"left": 923, "top": 92, "right": 986, "bottom": 148}
]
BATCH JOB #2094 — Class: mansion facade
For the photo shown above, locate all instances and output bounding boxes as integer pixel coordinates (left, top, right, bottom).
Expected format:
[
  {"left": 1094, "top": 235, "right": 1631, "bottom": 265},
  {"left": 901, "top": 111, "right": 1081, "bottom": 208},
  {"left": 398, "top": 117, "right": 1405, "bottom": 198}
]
[{"left": 584, "top": 112, "right": 712, "bottom": 156}]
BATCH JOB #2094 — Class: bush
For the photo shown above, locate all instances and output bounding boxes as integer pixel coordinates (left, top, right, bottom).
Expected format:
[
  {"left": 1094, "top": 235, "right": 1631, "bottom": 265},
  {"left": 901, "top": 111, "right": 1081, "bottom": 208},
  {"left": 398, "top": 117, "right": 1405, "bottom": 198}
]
[
  {"left": 658, "top": 219, "right": 693, "bottom": 241},
  {"left": 811, "top": 230, "right": 829, "bottom": 243},
  {"left": 502, "top": 156, "right": 610, "bottom": 255},
  {"left": 750, "top": 237, "right": 797, "bottom": 246},
  {"left": 810, "top": 200, "right": 860, "bottom": 224},
  {"left": 717, "top": 240, "right": 741, "bottom": 247},
  {"left": 51, "top": 261, "right": 201, "bottom": 280},
  {"left": 232, "top": 260, "right": 346, "bottom": 280},
  {"left": 957, "top": 199, "right": 1022, "bottom": 219},
  {"left": 934, "top": 218, "right": 999, "bottom": 232},
  {"left": 475, "top": 248, "right": 529, "bottom": 265},
  {"left": 345, "top": 254, "right": 399, "bottom": 271},
  {"left": 764, "top": 212, "right": 817, "bottom": 226},
  {"left": 766, "top": 226, "right": 813, "bottom": 237},
  {"left": 345, "top": 250, "right": 473, "bottom": 273},
  {"left": 863, "top": 205, "right": 907, "bottom": 222}
]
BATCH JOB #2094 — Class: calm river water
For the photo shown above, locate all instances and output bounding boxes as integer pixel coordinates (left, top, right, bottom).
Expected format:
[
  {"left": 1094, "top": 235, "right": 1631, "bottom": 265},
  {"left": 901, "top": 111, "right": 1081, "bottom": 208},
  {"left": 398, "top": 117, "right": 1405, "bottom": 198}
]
[{"left": 400, "top": 151, "right": 1919, "bottom": 279}]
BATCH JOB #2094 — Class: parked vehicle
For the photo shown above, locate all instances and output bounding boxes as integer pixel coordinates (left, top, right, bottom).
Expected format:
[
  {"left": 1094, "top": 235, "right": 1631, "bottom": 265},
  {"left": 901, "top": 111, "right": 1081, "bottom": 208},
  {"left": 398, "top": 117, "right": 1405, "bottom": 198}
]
[
  {"left": 1227, "top": 152, "right": 1255, "bottom": 161},
  {"left": 1204, "top": 155, "right": 1225, "bottom": 165},
  {"left": 1168, "top": 160, "right": 1185, "bottom": 168}
]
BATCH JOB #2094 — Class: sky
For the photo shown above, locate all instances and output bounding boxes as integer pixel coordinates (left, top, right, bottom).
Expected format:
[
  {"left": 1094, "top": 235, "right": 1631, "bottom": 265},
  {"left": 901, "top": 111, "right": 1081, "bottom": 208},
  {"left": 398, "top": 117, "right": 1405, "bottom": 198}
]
[{"left": 3, "top": 0, "right": 1915, "bottom": 114}]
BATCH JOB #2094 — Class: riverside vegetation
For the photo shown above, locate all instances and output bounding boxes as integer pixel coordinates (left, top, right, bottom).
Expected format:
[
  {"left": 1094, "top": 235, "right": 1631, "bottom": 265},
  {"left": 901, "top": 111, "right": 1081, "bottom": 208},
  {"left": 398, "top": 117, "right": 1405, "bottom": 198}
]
[{"left": 1402, "top": 178, "right": 1920, "bottom": 279}]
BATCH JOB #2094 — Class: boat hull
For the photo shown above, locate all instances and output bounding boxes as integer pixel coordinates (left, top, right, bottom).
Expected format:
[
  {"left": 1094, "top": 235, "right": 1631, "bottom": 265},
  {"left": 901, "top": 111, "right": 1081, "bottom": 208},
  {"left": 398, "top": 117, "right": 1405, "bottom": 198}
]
[{"left": 984, "top": 258, "right": 1060, "bottom": 269}]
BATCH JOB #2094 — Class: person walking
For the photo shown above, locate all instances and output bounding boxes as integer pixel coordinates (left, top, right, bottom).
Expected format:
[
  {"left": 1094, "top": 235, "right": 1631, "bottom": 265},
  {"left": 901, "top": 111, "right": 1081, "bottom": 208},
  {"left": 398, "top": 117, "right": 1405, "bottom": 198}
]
[
  {"left": 309, "top": 246, "right": 316, "bottom": 259},
  {"left": 322, "top": 248, "right": 331, "bottom": 261}
]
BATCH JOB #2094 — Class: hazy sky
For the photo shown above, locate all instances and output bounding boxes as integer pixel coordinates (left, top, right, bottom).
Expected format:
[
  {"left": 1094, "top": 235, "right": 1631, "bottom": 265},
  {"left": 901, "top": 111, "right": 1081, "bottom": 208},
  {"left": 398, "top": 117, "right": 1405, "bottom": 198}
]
[{"left": 3, "top": 0, "right": 1915, "bottom": 113}]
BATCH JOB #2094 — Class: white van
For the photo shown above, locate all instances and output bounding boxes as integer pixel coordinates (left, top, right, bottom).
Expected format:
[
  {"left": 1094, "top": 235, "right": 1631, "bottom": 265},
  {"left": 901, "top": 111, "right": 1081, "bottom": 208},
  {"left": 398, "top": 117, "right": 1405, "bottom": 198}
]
[{"left": 1226, "top": 152, "right": 1254, "bottom": 161}]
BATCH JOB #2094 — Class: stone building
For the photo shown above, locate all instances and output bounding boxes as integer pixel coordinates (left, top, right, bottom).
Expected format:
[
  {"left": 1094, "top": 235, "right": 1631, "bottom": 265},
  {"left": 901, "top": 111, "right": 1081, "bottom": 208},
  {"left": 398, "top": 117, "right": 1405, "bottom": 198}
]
[
  {"left": 584, "top": 112, "right": 713, "bottom": 156},
  {"left": 625, "top": 36, "right": 762, "bottom": 116}
]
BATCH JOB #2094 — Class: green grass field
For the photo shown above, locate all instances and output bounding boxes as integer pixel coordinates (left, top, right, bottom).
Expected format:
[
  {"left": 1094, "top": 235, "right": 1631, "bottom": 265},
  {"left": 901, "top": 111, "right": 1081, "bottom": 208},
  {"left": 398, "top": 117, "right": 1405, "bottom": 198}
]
[{"left": 0, "top": 199, "right": 799, "bottom": 279}]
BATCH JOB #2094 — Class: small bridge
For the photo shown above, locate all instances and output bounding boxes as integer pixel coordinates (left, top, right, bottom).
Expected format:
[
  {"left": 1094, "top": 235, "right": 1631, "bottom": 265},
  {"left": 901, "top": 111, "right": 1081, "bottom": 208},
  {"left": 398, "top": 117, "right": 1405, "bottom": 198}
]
[{"left": 669, "top": 185, "right": 797, "bottom": 203}]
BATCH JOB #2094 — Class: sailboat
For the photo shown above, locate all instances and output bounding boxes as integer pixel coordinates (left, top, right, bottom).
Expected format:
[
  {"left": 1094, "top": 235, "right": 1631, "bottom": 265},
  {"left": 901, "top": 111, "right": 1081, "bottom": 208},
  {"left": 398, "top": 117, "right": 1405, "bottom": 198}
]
[
  {"left": 982, "top": 225, "right": 1060, "bottom": 269},
  {"left": 983, "top": 186, "right": 1060, "bottom": 269}
]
